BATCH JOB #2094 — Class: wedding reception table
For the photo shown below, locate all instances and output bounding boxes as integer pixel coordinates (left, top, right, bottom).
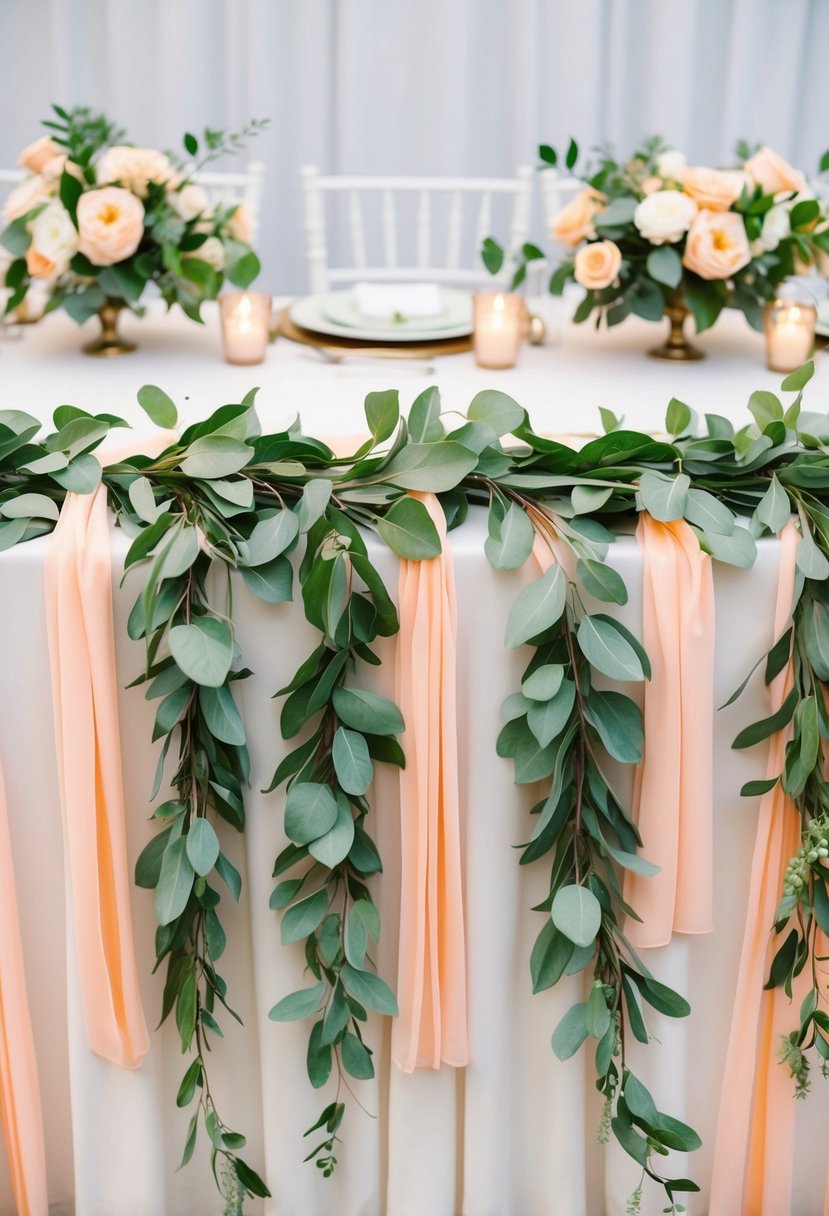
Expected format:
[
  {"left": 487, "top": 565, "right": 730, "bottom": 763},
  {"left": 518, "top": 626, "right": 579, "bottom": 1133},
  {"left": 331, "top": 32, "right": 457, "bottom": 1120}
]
[{"left": 0, "top": 303, "right": 827, "bottom": 1216}]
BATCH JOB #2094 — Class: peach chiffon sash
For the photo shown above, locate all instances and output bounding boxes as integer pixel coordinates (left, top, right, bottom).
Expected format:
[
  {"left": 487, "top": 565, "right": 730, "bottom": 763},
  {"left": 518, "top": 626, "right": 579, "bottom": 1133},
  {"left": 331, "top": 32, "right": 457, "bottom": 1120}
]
[
  {"left": 392, "top": 492, "right": 468, "bottom": 1071},
  {"left": 709, "top": 521, "right": 810, "bottom": 1216},
  {"left": 43, "top": 444, "right": 164, "bottom": 1070},
  {"left": 0, "top": 755, "right": 48, "bottom": 1216},
  {"left": 624, "top": 515, "right": 715, "bottom": 947}
]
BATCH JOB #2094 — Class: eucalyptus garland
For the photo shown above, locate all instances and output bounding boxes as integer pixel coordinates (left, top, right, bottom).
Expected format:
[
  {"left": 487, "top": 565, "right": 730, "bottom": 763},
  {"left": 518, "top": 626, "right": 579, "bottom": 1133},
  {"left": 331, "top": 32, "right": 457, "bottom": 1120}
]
[{"left": 1, "top": 360, "right": 828, "bottom": 1212}]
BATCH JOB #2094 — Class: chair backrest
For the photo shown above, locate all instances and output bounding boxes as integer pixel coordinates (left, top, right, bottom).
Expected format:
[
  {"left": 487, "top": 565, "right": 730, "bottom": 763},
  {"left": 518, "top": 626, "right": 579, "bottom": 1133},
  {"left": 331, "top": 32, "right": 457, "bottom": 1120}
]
[
  {"left": 301, "top": 165, "right": 533, "bottom": 294},
  {"left": 192, "top": 162, "right": 265, "bottom": 244},
  {"left": 539, "top": 167, "right": 585, "bottom": 231},
  {"left": 0, "top": 169, "right": 24, "bottom": 208},
  {"left": 0, "top": 164, "right": 265, "bottom": 245}
]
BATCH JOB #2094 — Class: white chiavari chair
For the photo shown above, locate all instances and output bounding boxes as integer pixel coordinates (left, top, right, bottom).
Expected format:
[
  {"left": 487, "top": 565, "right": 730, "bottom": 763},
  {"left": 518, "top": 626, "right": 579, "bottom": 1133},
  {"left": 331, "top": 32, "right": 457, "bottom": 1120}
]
[{"left": 301, "top": 165, "right": 534, "bottom": 294}]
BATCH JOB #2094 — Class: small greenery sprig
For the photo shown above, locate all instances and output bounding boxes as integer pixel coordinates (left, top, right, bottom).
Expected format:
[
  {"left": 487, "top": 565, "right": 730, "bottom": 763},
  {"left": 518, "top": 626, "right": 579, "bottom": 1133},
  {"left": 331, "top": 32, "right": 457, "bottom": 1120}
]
[{"left": 107, "top": 388, "right": 272, "bottom": 1208}]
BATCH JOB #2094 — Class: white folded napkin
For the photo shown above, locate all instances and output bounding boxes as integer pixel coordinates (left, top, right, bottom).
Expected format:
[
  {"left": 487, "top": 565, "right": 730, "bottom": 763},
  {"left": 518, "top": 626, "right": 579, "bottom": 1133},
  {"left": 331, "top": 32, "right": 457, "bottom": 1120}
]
[{"left": 353, "top": 282, "right": 443, "bottom": 320}]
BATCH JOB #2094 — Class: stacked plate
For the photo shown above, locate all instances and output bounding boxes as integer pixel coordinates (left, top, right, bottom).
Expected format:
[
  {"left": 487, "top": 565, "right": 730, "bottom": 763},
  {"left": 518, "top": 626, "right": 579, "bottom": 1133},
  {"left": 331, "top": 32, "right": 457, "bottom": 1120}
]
[{"left": 289, "top": 286, "right": 473, "bottom": 344}]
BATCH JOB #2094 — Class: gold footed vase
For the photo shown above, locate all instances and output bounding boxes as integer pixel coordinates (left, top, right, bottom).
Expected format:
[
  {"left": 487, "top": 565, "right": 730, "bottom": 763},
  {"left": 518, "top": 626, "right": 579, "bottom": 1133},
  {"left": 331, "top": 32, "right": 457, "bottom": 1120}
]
[
  {"left": 83, "top": 300, "right": 136, "bottom": 357},
  {"left": 648, "top": 297, "right": 704, "bottom": 362}
]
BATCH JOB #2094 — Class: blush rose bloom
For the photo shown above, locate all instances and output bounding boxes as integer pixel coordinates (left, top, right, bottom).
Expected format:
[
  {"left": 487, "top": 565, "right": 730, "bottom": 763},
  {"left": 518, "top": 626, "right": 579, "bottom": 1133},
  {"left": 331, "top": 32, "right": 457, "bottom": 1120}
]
[
  {"left": 634, "top": 190, "right": 698, "bottom": 245},
  {"left": 77, "top": 187, "right": 145, "bottom": 265},
  {"left": 3, "top": 174, "right": 53, "bottom": 222},
  {"left": 171, "top": 183, "right": 211, "bottom": 222},
  {"left": 656, "top": 149, "right": 687, "bottom": 180},
  {"left": 573, "top": 240, "right": 622, "bottom": 290},
  {"left": 185, "top": 235, "right": 226, "bottom": 272},
  {"left": 26, "top": 202, "right": 78, "bottom": 278},
  {"left": 682, "top": 209, "right": 751, "bottom": 280},
  {"left": 680, "top": 167, "right": 746, "bottom": 212},
  {"left": 18, "top": 135, "right": 61, "bottom": 175},
  {"left": 744, "top": 146, "right": 806, "bottom": 196},
  {"left": 228, "top": 201, "right": 253, "bottom": 243},
  {"left": 550, "top": 189, "right": 602, "bottom": 247},
  {"left": 97, "top": 146, "right": 175, "bottom": 196}
]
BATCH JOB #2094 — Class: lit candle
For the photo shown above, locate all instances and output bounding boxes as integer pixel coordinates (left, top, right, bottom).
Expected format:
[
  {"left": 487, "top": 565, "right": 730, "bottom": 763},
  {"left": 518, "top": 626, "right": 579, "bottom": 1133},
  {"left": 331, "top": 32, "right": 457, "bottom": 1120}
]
[
  {"left": 473, "top": 291, "right": 525, "bottom": 370},
  {"left": 764, "top": 298, "right": 817, "bottom": 374},
  {"left": 220, "top": 291, "right": 271, "bottom": 365}
]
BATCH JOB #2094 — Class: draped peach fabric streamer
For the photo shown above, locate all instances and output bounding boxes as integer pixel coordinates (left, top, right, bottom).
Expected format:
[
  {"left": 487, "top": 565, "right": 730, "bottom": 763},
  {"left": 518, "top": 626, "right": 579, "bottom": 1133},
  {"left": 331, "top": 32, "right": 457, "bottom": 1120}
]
[
  {"left": 709, "top": 521, "right": 809, "bottom": 1216},
  {"left": 392, "top": 492, "right": 468, "bottom": 1071},
  {"left": 44, "top": 437, "right": 173, "bottom": 1069},
  {"left": 624, "top": 515, "right": 715, "bottom": 947},
  {"left": 0, "top": 755, "right": 48, "bottom": 1216}
]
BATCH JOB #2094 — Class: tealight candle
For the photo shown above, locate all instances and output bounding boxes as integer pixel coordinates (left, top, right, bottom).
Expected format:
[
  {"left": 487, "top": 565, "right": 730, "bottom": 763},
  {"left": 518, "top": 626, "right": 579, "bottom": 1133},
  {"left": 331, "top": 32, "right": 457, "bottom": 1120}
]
[
  {"left": 220, "top": 291, "right": 271, "bottom": 365},
  {"left": 473, "top": 291, "right": 525, "bottom": 370},
  {"left": 764, "top": 297, "right": 817, "bottom": 374}
]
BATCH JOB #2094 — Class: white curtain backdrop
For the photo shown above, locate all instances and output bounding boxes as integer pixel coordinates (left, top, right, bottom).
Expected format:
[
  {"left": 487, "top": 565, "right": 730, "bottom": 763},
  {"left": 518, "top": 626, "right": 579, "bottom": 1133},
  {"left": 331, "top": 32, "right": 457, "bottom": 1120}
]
[{"left": 0, "top": 0, "right": 826, "bottom": 293}]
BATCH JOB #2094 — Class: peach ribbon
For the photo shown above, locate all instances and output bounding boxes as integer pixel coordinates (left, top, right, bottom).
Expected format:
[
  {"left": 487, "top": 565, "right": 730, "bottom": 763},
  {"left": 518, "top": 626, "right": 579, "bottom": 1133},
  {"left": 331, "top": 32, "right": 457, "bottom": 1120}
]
[
  {"left": 43, "top": 439, "right": 175, "bottom": 1069},
  {"left": 0, "top": 754, "right": 48, "bottom": 1216},
  {"left": 624, "top": 515, "right": 715, "bottom": 947},
  {"left": 392, "top": 492, "right": 468, "bottom": 1071},
  {"left": 709, "top": 521, "right": 810, "bottom": 1216}
]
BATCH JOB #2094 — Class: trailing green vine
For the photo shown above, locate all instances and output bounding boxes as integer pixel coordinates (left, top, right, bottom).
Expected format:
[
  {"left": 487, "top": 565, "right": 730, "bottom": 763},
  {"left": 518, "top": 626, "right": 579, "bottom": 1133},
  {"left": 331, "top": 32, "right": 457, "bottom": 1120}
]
[{"left": 3, "top": 360, "right": 829, "bottom": 1210}]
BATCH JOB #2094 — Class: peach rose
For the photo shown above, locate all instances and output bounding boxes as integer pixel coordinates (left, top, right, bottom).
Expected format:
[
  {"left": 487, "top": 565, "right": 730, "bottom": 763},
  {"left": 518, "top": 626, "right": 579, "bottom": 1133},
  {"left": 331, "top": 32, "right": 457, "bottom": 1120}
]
[
  {"left": 77, "top": 187, "right": 145, "bottom": 265},
  {"left": 682, "top": 209, "right": 751, "bottom": 280},
  {"left": 573, "top": 240, "right": 622, "bottom": 290},
  {"left": 550, "top": 189, "right": 603, "bottom": 248},
  {"left": 744, "top": 146, "right": 806, "bottom": 196},
  {"left": 97, "top": 145, "right": 175, "bottom": 196},
  {"left": 641, "top": 176, "right": 662, "bottom": 196},
  {"left": 680, "top": 166, "right": 746, "bottom": 212},
  {"left": 228, "top": 201, "right": 252, "bottom": 243},
  {"left": 25, "top": 247, "right": 56, "bottom": 279},
  {"left": 3, "top": 174, "right": 53, "bottom": 222},
  {"left": 18, "top": 136, "right": 61, "bottom": 175}
]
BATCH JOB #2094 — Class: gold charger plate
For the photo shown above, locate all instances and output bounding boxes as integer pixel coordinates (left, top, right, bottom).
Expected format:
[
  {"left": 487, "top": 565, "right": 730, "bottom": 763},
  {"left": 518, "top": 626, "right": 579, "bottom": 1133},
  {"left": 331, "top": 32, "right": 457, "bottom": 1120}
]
[{"left": 274, "top": 306, "right": 472, "bottom": 359}]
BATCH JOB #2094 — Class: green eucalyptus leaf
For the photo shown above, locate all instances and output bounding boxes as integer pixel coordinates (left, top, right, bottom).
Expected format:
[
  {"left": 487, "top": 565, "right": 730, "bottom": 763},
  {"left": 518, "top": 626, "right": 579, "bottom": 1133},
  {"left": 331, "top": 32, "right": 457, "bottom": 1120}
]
[
  {"left": 137, "top": 384, "right": 178, "bottom": 428},
  {"left": 551, "top": 884, "right": 602, "bottom": 948},
  {"left": 505, "top": 564, "right": 567, "bottom": 648},
  {"left": 269, "top": 982, "right": 326, "bottom": 1021},
  {"left": 185, "top": 818, "right": 220, "bottom": 877},
  {"left": 168, "top": 618, "right": 234, "bottom": 687},
  {"left": 376, "top": 495, "right": 442, "bottom": 558},
  {"left": 284, "top": 782, "right": 339, "bottom": 845}
]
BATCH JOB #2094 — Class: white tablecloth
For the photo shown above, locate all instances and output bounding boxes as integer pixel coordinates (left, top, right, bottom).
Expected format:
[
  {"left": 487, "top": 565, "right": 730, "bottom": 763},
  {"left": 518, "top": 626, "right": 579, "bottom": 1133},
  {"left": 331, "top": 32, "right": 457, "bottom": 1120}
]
[{"left": 0, "top": 304, "right": 827, "bottom": 1216}]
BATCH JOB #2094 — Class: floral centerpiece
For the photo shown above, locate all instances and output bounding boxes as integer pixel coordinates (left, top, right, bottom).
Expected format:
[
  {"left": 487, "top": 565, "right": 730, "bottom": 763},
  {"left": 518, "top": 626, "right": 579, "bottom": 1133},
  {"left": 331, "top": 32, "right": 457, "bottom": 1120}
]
[
  {"left": 0, "top": 105, "right": 266, "bottom": 355},
  {"left": 486, "top": 138, "right": 829, "bottom": 360}
]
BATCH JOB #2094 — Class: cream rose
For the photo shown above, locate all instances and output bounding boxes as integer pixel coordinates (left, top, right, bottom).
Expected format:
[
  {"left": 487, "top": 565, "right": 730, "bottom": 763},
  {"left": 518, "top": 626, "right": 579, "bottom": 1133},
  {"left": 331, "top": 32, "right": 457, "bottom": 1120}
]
[
  {"left": 228, "top": 201, "right": 253, "bottom": 244},
  {"left": 656, "top": 149, "right": 687, "bottom": 180},
  {"left": 97, "top": 146, "right": 175, "bottom": 197},
  {"left": 680, "top": 167, "right": 746, "bottom": 212},
  {"left": 550, "top": 189, "right": 602, "bottom": 248},
  {"left": 26, "top": 202, "right": 78, "bottom": 277},
  {"left": 171, "top": 183, "right": 211, "bottom": 222},
  {"left": 18, "top": 136, "right": 61, "bottom": 175},
  {"left": 634, "top": 189, "right": 698, "bottom": 245},
  {"left": 682, "top": 209, "right": 751, "bottom": 280},
  {"left": 3, "top": 174, "right": 53, "bottom": 222},
  {"left": 185, "top": 235, "right": 225, "bottom": 272},
  {"left": 77, "top": 187, "right": 145, "bottom": 265},
  {"left": 573, "top": 240, "right": 622, "bottom": 290},
  {"left": 744, "top": 146, "right": 806, "bottom": 196}
]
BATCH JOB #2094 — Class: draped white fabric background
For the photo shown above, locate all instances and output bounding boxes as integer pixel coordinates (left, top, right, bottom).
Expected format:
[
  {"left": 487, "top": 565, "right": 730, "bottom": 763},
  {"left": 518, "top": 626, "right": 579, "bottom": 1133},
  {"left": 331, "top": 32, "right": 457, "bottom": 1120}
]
[{"left": 0, "top": 0, "right": 826, "bottom": 294}]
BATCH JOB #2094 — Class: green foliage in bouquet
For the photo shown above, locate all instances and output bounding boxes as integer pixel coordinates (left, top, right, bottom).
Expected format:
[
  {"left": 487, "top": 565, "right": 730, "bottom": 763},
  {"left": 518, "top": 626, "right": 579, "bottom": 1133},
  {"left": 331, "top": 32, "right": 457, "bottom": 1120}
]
[
  {"left": 0, "top": 104, "right": 266, "bottom": 325},
  {"left": 485, "top": 137, "right": 829, "bottom": 335}
]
